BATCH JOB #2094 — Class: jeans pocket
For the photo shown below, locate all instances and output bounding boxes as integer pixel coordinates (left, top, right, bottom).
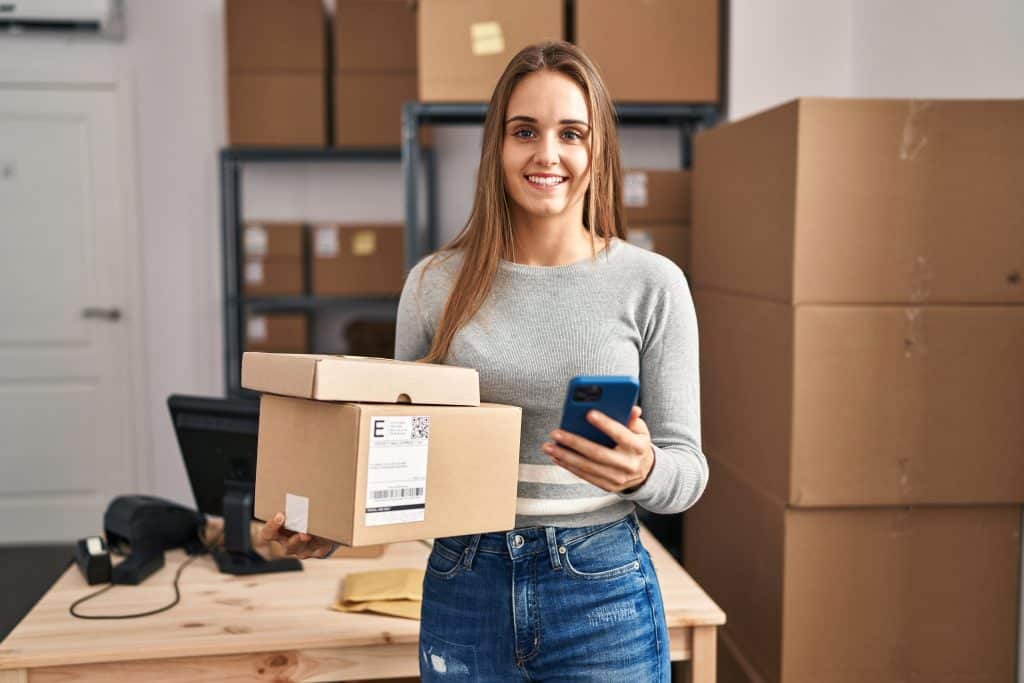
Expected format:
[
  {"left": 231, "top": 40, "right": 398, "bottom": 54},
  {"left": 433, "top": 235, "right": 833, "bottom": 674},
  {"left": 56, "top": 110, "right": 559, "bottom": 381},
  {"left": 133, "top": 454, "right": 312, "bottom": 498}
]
[
  {"left": 561, "top": 518, "right": 642, "bottom": 581},
  {"left": 425, "top": 541, "right": 466, "bottom": 580},
  {"left": 419, "top": 628, "right": 478, "bottom": 679}
]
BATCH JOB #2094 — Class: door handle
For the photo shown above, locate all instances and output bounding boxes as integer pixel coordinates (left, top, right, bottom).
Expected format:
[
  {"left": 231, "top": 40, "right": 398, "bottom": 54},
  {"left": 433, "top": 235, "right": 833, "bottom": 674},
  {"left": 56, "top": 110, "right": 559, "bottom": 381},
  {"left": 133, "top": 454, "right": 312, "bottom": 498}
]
[{"left": 81, "top": 307, "right": 122, "bottom": 321}]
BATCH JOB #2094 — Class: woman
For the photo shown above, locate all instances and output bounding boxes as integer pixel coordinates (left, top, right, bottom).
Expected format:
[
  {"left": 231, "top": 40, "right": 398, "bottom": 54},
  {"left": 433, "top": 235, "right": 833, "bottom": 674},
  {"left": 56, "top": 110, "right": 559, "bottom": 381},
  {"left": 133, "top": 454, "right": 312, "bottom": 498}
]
[{"left": 261, "top": 41, "right": 708, "bottom": 681}]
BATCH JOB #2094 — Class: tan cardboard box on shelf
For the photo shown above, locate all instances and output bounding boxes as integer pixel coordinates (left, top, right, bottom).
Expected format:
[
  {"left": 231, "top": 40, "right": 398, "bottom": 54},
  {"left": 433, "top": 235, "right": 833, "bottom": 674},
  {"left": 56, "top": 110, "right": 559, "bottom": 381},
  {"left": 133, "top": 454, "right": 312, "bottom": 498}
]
[
  {"left": 575, "top": 0, "right": 719, "bottom": 103},
  {"left": 311, "top": 223, "right": 405, "bottom": 296},
  {"left": 622, "top": 169, "right": 691, "bottom": 225},
  {"left": 334, "top": 0, "right": 417, "bottom": 72},
  {"left": 243, "top": 354, "right": 521, "bottom": 546},
  {"left": 227, "top": 73, "right": 326, "bottom": 147},
  {"left": 691, "top": 98, "right": 1024, "bottom": 304},
  {"left": 242, "top": 258, "right": 305, "bottom": 297},
  {"left": 685, "top": 459, "right": 1020, "bottom": 683},
  {"left": 225, "top": 0, "right": 326, "bottom": 72},
  {"left": 625, "top": 224, "right": 690, "bottom": 272},
  {"left": 245, "top": 313, "right": 309, "bottom": 353},
  {"left": 694, "top": 289, "right": 1024, "bottom": 507},
  {"left": 418, "top": 0, "right": 563, "bottom": 102},
  {"left": 334, "top": 72, "right": 426, "bottom": 148},
  {"left": 243, "top": 222, "right": 305, "bottom": 259}
]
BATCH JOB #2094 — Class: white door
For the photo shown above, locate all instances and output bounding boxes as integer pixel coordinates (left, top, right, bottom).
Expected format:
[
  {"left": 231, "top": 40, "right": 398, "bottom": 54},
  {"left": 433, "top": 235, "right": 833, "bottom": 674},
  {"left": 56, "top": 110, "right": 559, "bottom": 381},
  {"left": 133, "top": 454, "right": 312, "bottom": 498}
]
[{"left": 0, "top": 83, "right": 143, "bottom": 543}]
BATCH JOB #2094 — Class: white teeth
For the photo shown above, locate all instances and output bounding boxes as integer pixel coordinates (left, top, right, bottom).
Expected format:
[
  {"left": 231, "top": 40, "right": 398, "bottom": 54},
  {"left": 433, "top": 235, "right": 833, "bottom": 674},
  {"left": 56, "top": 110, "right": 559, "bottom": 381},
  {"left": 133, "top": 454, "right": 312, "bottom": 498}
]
[{"left": 527, "top": 175, "right": 566, "bottom": 186}]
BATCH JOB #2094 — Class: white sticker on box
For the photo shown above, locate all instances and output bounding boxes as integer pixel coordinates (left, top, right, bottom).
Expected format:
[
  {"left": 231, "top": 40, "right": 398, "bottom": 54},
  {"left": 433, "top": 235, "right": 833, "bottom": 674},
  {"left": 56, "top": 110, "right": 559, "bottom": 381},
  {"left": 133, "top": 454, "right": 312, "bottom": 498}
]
[
  {"left": 314, "top": 225, "right": 340, "bottom": 258},
  {"left": 247, "top": 316, "right": 268, "bottom": 341},
  {"left": 244, "top": 224, "right": 268, "bottom": 257},
  {"left": 365, "top": 416, "right": 429, "bottom": 526},
  {"left": 470, "top": 21, "right": 504, "bottom": 56},
  {"left": 245, "top": 260, "right": 264, "bottom": 285},
  {"left": 623, "top": 171, "right": 649, "bottom": 208},
  {"left": 285, "top": 493, "right": 309, "bottom": 534},
  {"left": 627, "top": 229, "right": 654, "bottom": 251}
]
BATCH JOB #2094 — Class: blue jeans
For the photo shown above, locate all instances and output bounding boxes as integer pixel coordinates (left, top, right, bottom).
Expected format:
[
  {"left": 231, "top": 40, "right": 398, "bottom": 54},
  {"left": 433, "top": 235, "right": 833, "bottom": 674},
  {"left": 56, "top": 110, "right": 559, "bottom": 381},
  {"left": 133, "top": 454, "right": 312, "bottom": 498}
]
[{"left": 419, "top": 512, "right": 670, "bottom": 681}]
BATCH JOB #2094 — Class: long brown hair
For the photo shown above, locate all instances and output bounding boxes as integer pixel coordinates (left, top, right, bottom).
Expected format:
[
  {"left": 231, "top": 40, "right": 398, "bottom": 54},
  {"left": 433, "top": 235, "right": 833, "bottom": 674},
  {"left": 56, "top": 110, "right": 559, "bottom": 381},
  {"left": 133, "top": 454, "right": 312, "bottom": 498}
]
[{"left": 420, "top": 41, "right": 626, "bottom": 363}]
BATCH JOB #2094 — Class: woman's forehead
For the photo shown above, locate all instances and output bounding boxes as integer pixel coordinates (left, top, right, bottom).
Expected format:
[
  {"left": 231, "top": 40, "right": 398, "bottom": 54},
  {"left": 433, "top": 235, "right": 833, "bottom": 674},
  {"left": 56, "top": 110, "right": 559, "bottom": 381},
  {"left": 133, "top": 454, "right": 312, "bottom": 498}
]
[{"left": 506, "top": 70, "right": 589, "bottom": 125}]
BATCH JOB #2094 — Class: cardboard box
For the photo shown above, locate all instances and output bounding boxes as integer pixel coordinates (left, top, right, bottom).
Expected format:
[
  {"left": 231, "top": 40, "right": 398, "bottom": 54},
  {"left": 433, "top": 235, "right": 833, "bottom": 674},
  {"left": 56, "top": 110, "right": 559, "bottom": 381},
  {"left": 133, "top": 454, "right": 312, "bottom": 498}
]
[
  {"left": 254, "top": 394, "right": 521, "bottom": 545},
  {"left": 334, "top": 0, "right": 417, "bottom": 72},
  {"left": 694, "top": 289, "right": 1024, "bottom": 506},
  {"left": 626, "top": 224, "right": 690, "bottom": 272},
  {"left": 242, "top": 257, "right": 305, "bottom": 296},
  {"left": 225, "top": 0, "right": 326, "bottom": 72},
  {"left": 685, "top": 460, "right": 1021, "bottom": 683},
  {"left": 311, "top": 223, "right": 405, "bottom": 296},
  {"left": 334, "top": 72, "right": 422, "bottom": 148},
  {"left": 246, "top": 314, "right": 309, "bottom": 353},
  {"left": 345, "top": 319, "right": 397, "bottom": 358},
  {"left": 241, "top": 352, "right": 480, "bottom": 406},
  {"left": 228, "top": 73, "right": 326, "bottom": 147},
  {"left": 691, "top": 98, "right": 1024, "bottom": 304},
  {"left": 575, "top": 0, "right": 719, "bottom": 103},
  {"left": 622, "top": 169, "right": 691, "bottom": 224},
  {"left": 243, "top": 222, "right": 305, "bottom": 259},
  {"left": 418, "top": 0, "right": 564, "bottom": 102}
]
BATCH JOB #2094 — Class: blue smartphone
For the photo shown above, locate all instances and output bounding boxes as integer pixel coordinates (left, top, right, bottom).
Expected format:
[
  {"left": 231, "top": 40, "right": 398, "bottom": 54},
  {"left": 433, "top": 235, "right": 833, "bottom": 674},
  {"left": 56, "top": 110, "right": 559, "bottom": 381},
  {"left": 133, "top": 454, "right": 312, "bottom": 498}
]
[{"left": 559, "top": 376, "right": 640, "bottom": 449}]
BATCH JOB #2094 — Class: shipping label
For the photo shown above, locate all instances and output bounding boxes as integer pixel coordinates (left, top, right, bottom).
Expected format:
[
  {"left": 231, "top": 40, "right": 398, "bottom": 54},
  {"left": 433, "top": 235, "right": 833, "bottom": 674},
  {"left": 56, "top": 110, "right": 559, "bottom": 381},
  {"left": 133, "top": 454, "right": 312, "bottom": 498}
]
[{"left": 365, "top": 415, "right": 429, "bottom": 526}]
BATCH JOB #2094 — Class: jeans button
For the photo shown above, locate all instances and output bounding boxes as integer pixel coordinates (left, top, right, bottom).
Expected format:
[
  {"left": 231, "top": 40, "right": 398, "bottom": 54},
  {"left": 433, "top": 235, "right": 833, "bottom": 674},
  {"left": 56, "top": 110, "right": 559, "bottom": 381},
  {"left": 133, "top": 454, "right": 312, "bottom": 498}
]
[{"left": 512, "top": 534, "right": 524, "bottom": 548}]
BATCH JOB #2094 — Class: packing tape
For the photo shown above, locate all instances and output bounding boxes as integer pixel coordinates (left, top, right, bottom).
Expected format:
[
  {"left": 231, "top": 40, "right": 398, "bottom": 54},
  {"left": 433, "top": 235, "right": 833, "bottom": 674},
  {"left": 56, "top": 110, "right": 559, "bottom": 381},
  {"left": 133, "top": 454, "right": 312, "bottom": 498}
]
[{"left": 285, "top": 493, "right": 309, "bottom": 534}]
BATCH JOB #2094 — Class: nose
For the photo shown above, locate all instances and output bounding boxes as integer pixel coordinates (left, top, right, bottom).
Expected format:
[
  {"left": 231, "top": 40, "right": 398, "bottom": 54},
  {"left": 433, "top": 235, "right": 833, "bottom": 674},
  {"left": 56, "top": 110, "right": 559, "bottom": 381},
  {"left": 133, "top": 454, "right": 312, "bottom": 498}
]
[{"left": 534, "top": 132, "right": 559, "bottom": 167}]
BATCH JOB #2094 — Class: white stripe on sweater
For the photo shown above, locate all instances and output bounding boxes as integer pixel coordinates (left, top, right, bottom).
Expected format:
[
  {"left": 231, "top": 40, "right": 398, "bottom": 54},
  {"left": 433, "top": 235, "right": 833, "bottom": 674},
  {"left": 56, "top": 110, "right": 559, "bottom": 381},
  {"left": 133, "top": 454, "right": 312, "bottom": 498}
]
[
  {"left": 518, "top": 463, "right": 589, "bottom": 486},
  {"left": 516, "top": 494, "right": 621, "bottom": 517}
]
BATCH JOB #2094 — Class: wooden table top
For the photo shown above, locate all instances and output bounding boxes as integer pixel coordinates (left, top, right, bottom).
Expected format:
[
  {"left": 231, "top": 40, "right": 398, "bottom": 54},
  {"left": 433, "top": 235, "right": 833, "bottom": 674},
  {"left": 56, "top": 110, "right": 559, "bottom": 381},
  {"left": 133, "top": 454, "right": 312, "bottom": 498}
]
[{"left": 0, "top": 526, "right": 724, "bottom": 671}]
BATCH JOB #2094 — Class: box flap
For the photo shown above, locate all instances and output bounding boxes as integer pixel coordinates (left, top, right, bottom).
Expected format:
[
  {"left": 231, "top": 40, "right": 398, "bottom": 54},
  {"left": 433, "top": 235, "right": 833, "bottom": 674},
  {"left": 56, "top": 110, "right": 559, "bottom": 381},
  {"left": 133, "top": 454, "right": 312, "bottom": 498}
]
[{"left": 242, "top": 352, "right": 317, "bottom": 397}]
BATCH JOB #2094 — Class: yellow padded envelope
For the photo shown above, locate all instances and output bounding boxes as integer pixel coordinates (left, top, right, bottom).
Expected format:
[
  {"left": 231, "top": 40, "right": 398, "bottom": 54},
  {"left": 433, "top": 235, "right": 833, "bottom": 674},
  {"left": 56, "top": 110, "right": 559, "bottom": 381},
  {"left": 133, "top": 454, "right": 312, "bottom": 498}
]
[{"left": 331, "top": 568, "right": 424, "bottom": 621}]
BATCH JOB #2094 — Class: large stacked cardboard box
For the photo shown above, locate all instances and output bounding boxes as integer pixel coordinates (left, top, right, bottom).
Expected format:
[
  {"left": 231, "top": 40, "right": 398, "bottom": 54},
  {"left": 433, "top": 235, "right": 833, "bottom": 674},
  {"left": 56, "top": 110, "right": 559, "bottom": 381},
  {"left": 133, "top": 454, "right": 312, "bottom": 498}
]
[
  {"left": 246, "top": 313, "right": 309, "bottom": 353},
  {"left": 225, "top": 0, "right": 327, "bottom": 146},
  {"left": 311, "top": 222, "right": 405, "bottom": 296},
  {"left": 687, "top": 98, "right": 1024, "bottom": 683},
  {"left": 242, "top": 222, "right": 306, "bottom": 296},
  {"left": 244, "top": 353, "right": 522, "bottom": 546},
  {"left": 623, "top": 169, "right": 691, "bottom": 272}
]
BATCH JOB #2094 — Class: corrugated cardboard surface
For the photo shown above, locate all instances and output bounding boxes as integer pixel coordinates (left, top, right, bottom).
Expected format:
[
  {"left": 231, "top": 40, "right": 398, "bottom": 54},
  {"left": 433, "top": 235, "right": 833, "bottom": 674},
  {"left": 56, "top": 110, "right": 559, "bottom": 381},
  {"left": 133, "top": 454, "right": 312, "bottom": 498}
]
[
  {"left": 692, "top": 98, "right": 1024, "bottom": 304},
  {"left": 334, "top": 0, "right": 417, "bottom": 72},
  {"left": 686, "top": 459, "right": 1021, "bottom": 683},
  {"left": 254, "top": 395, "right": 521, "bottom": 545},
  {"left": 225, "top": 0, "right": 326, "bottom": 72},
  {"left": 334, "top": 73, "right": 421, "bottom": 148},
  {"left": 243, "top": 222, "right": 305, "bottom": 259},
  {"left": 696, "top": 289, "right": 1024, "bottom": 506},
  {"left": 245, "top": 313, "right": 309, "bottom": 353},
  {"left": 575, "top": 0, "right": 719, "bottom": 103},
  {"left": 242, "top": 257, "right": 305, "bottom": 296},
  {"left": 418, "top": 0, "right": 563, "bottom": 102},
  {"left": 311, "top": 223, "right": 405, "bottom": 295},
  {"left": 626, "top": 223, "right": 690, "bottom": 272},
  {"left": 241, "top": 352, "right": 480, "bottom": 406},
  {"left": 228, "top": 73, "right": 326, "bottom": 147},
  {"left": 622, "top": 169, "right": 691, "bottom": 224}
]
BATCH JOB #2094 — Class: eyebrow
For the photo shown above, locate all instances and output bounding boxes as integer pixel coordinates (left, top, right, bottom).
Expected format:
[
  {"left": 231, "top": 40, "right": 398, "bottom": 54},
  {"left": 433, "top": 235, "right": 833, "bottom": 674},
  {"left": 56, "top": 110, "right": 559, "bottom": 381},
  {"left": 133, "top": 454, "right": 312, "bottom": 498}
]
[{"left": 505, "top": 115, "right": 590, "bottom": 128}]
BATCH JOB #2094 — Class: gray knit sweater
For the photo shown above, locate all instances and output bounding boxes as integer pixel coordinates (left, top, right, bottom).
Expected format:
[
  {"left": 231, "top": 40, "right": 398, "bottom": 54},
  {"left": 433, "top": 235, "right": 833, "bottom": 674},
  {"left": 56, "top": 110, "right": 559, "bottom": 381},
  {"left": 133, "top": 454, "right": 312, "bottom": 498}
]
[{"left": 395, "top": 238, "right": 709, "bottom": 529}]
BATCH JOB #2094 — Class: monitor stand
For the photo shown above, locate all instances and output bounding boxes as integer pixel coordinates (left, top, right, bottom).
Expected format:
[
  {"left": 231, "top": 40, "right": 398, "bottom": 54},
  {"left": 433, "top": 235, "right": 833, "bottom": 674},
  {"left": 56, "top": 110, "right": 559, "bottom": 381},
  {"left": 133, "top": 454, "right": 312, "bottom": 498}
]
[{"left": 212, "top": 480, "right": 302, "bottom": 575}]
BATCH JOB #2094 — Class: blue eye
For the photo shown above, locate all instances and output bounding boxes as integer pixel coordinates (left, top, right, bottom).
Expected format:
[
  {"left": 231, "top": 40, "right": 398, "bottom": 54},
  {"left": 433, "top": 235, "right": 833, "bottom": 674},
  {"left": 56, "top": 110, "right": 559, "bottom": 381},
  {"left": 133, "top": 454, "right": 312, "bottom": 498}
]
[
  {"left": 513, "top": 128, "right": 535, "bottom": 139},
  {"left": 562, "top": 129, "right": 583, "bottom": 141}
]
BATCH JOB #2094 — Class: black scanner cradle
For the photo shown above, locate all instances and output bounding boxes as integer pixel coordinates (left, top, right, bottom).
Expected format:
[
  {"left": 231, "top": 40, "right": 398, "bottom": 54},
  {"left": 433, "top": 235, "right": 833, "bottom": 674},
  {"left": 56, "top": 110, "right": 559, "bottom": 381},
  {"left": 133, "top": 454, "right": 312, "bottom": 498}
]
[{"left": 103, "top": 495, "right": 205, "bottom": 584}]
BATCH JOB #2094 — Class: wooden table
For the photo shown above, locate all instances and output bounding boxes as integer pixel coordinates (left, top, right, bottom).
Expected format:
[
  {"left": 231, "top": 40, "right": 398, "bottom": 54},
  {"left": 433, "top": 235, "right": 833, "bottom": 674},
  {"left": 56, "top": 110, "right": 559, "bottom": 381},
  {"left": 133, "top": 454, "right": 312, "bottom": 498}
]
[{"left": 0, "top": 526, "right": 724, "bottom": 682}]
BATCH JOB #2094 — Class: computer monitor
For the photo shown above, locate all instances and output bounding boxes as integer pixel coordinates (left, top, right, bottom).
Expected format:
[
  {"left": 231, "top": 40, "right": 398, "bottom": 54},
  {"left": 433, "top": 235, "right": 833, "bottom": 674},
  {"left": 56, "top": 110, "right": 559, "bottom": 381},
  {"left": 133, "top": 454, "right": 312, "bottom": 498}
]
[{"left": 167, "top": 394, "right": 300, "bottom": 575}]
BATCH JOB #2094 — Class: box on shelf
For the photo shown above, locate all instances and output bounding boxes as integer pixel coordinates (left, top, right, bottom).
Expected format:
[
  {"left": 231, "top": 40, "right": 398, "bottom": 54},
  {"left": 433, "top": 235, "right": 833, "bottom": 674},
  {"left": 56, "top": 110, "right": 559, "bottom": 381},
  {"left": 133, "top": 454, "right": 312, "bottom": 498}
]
[
  {"left": 418, "top": 0, "right": 563, "bottom": 102},
  {"left": 334, "top": 0, "right": 416, "bottom": 72},
  {"left": 334, "top": 72, "right": 428, "bottom": 148},
  {"left": 622, "top": 169, "right": 691, "bottom": 224},
  {"left": 575, "top": 0, "right": 719, "bottom": 103},
  {"left": 694, "top": 289, "right": 1024, "bottom": 506},
  {"left": 691, "top": 98, "right": 1024, "bottom": 304},
  {"left": 345, "top": 319, "right": 397, "bottom": 358},
  {"left": 243, "top": 222, "right": 305, "bottom": 259},
  {"left": 225, "top": 0, "right": 326, "bottom": 72},
  {"left": 626, "top": 224, "right": 690, "bottom": 272},
  {"left": 242, "top": 258, "right": 305, "bottom": 297},
  {"left": 311, "top": 223, "right": 405, "bottom": 296},
  {"left": 228, "top": 74, "right": 326, "bottom": 147},
  {"left": 246, "top": 313, "right": 309, "bottom": 353},
  {"left": 685, "top": 459, "right": 1020, "bottom": 683},
  {"left": 244, "top": 354, "right": 520, "bottom": 546}
]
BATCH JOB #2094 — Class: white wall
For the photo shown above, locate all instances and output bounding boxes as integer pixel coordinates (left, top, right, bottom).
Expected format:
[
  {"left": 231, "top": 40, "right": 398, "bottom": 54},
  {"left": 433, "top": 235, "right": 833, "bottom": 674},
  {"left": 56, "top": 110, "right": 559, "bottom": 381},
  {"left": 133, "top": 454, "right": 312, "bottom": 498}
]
[{"left": 2, "top": 0, "right": 1023, "bottom": 511}]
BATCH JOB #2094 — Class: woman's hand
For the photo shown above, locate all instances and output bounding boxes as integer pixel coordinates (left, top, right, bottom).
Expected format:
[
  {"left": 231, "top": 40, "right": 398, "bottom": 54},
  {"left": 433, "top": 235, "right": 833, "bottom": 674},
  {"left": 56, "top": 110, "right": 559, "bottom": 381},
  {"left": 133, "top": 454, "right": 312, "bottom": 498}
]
[
  {"left": 542, "top": 406, "right": 655, "bottom": 493},
  {"left": 258, "top": 512, "right": 336, "bottom": 559}
]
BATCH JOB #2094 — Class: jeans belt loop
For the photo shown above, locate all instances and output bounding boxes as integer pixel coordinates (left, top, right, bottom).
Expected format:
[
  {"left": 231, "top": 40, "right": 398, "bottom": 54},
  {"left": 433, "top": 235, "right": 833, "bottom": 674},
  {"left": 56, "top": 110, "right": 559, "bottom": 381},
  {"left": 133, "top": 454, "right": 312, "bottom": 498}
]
[
  {"left": 545, "top": 526, "right": 562, "bottom": 570},
  {"left": 462, "top": 534, "right": 482, "bottom": 570}
]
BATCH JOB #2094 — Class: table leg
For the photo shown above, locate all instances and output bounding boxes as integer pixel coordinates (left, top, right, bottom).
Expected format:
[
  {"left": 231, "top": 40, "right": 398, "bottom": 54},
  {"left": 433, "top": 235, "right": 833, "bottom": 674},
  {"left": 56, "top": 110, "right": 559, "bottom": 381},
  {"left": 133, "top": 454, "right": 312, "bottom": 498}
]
[{"left": 690, "top": 625, "right": 716, "bottom": 683}]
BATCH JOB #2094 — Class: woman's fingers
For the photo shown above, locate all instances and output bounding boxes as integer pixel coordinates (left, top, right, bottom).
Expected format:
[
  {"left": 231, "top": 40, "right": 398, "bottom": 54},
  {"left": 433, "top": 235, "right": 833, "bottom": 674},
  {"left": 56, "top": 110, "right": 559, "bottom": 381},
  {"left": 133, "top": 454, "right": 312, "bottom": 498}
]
[{"left": 585, "top": 410, "right": 645, "bottom": 450}]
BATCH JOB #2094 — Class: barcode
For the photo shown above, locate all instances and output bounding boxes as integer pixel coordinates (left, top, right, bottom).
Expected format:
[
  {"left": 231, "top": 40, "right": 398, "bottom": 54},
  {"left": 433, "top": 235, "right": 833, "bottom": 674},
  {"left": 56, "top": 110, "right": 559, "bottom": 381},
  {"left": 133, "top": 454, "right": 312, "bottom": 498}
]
[
  {"left": 372, "top": 487, "right": 424, "bottom": 500},
  {"left": 412, "top": 416, "right": 430, "bottom": 440}
]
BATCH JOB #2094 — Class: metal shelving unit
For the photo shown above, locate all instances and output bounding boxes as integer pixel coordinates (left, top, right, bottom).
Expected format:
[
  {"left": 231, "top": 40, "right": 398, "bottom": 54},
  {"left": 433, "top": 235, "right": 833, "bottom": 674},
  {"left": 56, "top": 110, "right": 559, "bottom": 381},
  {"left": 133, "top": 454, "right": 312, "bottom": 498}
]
[
  {"left": 401, "top": 101, "right": 720, "bottom": 260},
  {"left": 220, "top": 146, "right": 436, "bottom": 397}
]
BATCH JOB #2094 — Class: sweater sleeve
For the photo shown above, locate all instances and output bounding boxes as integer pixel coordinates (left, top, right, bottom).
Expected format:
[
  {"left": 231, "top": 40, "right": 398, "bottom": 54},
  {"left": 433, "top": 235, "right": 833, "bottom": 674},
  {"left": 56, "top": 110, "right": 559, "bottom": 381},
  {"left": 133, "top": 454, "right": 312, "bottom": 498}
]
[
  {"left": 618, "top": 268, "right": 709, "bottom": 514},
  {"left": 394, "top": 261, "right": 433, "bottom": 362}
]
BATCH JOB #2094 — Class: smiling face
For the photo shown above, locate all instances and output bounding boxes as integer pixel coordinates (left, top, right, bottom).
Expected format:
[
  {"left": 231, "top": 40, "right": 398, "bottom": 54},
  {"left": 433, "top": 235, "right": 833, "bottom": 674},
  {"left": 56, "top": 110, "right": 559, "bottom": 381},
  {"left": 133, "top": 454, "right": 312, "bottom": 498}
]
[{"left": 501, "top": 69, "right": 592, "bottom": 225}]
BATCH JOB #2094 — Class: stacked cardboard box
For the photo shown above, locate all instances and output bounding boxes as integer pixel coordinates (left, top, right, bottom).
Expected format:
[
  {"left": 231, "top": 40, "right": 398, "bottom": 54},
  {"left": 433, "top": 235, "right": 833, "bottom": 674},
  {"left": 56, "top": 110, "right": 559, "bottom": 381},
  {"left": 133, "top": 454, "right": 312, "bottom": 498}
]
[
  {"left": 575, "top": 0, "right": 719, "bottom": 103},
  {"left": 225, "top": 0, "right": 327, "bottom": 146},
  {"left": 242, "top": 222, "right": 306, "bottom": 296},
  {"left": 687, "top": 98, "right": 1024, "bottom": 683},
  {"left": 246, "top": 313, "right": 309, "bottom": 353},
  {"left": 418, "top": 0, "right": 563, "bottom": 102},
  {"left": 334, "top": 0, "right": 422, "bottom": 147},
  {"left": 244, "top": 353, "right": 522, "bottom": 546},
  {"left": 311, "top": 222, "right": 405, "bottom": 296},
  {"left": 623, "top": 169, "right": 691, "bottom": 272}
]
